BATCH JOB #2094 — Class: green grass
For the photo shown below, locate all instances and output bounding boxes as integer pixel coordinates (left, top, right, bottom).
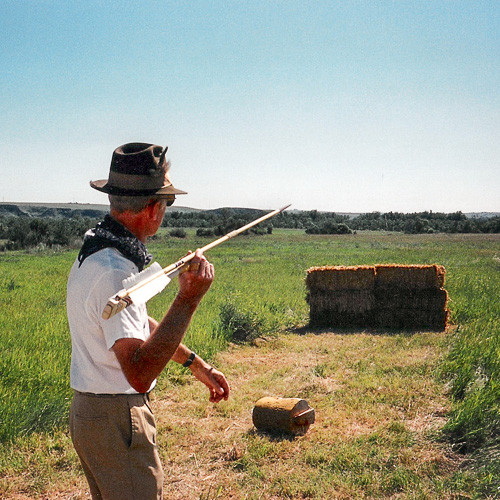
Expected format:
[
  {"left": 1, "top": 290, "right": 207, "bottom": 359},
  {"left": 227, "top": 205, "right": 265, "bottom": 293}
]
[
  {"left": 0, "top": 252, "right": 74, "bottom": 441},
  {"left": 0, "top": 231, "right": 498, "bottom": 497}
]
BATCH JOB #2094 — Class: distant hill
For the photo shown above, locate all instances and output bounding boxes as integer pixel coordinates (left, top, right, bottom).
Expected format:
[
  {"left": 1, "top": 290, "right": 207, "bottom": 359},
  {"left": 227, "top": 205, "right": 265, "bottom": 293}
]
[
  {"left": 0, "top": 202, "right": 199, "bottom": 218},
  {"left": 0, "top": 203, "right": 290, "bottom": 219},
  {"left": 0, "top": 202, "right": 107, "bottom": 218},
  {"left": 0, "top": 203, "right": 498, "bottom": 220}
]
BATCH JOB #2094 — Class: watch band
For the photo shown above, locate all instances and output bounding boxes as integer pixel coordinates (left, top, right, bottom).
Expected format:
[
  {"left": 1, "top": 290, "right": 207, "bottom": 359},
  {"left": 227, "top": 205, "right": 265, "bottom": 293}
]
[{"left": 183, "top": 351, "right": 196, "bottom": 368}]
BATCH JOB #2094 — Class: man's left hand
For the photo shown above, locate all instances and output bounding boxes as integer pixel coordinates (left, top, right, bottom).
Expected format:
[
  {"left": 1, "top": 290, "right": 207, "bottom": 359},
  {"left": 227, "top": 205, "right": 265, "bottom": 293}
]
[{"left": 190, "top": 363, "right": 230, "bottom": 403}]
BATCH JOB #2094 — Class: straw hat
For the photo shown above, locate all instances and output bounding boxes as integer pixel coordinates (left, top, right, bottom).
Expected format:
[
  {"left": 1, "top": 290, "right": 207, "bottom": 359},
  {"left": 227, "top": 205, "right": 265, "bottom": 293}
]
[{"left": 90, "top": 143, "right": 187, "bottom": 196}]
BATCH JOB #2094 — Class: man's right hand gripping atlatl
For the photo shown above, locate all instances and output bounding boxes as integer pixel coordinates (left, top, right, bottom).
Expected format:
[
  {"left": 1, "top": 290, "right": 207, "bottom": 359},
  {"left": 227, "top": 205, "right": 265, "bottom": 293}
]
[{"left": 178, "top": 249, "right": 215, "bottom": 303}]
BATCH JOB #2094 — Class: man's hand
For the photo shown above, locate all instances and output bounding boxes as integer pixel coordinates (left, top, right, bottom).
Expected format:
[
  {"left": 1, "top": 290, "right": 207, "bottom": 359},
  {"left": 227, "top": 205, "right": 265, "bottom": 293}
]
[
  {"left": 178, "top": 249, "right": 214, "bottom": 303},
  {"left": 190, "top": 363, "right": 230, "bottom": 403}
]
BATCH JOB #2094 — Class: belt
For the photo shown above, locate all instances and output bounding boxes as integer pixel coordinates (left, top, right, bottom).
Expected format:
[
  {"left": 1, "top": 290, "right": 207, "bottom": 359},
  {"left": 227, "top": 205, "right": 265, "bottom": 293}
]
[{"left": 74, "top": 390, "right": 150, "bottom": 400}]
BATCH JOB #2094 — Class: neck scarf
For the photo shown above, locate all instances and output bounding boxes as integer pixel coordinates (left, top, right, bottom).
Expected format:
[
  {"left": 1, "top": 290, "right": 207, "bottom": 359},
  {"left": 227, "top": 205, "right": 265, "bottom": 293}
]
[{"left": 78, "top": 215, "right": 152, "bottom": 271}]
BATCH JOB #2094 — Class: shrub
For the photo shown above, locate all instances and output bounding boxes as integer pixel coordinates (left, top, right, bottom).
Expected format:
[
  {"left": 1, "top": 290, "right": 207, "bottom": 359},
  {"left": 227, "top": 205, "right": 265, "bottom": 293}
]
[
  {"left": 196, "top": 227, "right": 214, "bottom": 237},
  {"left": 305, "top": 222, "right": 352, "bottom": 235},
  {"left": 217, "top": 302, "right": 266, "bottom": 343},
  {"left": 169, "top": 228, "right": 187, "bottom": 238}
]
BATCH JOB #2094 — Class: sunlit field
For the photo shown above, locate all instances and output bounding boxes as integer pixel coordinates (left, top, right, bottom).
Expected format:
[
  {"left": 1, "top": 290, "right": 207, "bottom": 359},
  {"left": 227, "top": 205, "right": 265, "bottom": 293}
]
[{"left": 0, "top": 231, "right": 498, "bottom": 497}]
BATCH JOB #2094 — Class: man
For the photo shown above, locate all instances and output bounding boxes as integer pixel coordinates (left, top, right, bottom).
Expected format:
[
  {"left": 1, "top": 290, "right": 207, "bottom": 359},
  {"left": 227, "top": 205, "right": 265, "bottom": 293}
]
[{"left": 67, "top": 143, "right": 229, "bottom": 499}]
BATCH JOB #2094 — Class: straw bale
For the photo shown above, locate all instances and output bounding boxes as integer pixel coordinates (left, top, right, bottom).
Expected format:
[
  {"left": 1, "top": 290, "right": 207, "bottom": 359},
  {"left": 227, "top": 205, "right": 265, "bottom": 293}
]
[
  {"left": 374, "top": 308, "right": 449, "bottom": 331},
  {"left": 306, "top": 263, "right": 448, "bottom": 331},
  {"left": 307, "top": 291, "right": 375, "bottom": 314},
  {"left": 309, "top": 309, "right": 374, "bottom": 328},
  {"left": 375, "top": 288, "right": 448, "bottom": 311},
  {"left": 308, "top": 290, "right": 374, "bottom": 328},
  {"left": 375, "top": 264, "right": 445, "bottom": 290},
  {"left": 306, "top": 266, "right": 376, "bottom": 291}
]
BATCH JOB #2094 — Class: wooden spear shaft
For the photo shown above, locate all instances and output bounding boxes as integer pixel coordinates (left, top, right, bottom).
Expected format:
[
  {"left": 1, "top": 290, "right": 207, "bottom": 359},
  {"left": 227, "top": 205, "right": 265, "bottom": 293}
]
[
  {"left": 139, "top": 204, "right": 291, "bottom": 278},
  {"left": 102, "top": 204, "right": 291, "bottom": 319}
]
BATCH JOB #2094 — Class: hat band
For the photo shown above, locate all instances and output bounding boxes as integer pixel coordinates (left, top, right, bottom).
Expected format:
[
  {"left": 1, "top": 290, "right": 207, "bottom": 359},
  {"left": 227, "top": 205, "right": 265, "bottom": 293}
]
[{"left": 107, "top": 170, "right": 167, "bottom": 193}]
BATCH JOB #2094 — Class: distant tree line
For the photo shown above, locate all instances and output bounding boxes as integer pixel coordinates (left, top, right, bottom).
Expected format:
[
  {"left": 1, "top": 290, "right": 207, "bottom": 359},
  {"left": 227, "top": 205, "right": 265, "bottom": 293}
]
[
  {"left": 0, "top": 217, "right": 93, "bottom": 251},
  {"left": 346, "top": 211, "right": 500, "bottom": 234},
  {"left": 1, "top": 209, "right": 498, "bottom": 251},
  {"left": 164, "top": 209, "right": 500, "bottom": 235}
]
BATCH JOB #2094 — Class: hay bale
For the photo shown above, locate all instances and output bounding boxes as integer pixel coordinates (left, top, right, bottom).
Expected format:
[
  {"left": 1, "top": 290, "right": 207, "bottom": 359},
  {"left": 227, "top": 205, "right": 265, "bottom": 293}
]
[
  {"left": 309, "top": 309, "right": 374, "bottom": 328},
  {"left": 306, "top": 264, "right": 448, "bottom": 331},
  {"left": 308, "top": 290, "right": 375, "bottom": 328},
  {"left": 307, "top": 290, "right": 375, "bottom": 313},
  {"left": 374, "top": 308, "right": 449, "bottom": 331},
  {"left": 306, "top": 266, "right": 376, "bottom": 291},
  {"left": 375, "top": 288, "right": 448, "bottom": 311},
  {"left": 375, "top": 264, "right": 445, "bottom": 290}
]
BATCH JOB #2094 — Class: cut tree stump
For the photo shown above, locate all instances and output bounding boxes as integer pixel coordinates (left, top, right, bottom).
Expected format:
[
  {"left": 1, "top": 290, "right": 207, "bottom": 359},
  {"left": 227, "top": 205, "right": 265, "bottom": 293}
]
[{"left": 252, "top": 397, "right": 315, "bottom": 435}]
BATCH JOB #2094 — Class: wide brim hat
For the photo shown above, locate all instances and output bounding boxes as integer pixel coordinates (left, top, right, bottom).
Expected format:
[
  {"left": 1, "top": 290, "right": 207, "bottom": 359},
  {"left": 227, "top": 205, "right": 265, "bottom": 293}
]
[{"left": 90, "top": 143, "right": 187, "bottom": 197}]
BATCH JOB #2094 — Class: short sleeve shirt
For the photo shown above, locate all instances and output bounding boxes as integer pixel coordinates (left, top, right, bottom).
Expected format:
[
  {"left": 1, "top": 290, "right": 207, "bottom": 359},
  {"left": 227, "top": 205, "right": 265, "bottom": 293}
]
[{"left": 67, "top": 247, "right": 156, "bottom": 394}]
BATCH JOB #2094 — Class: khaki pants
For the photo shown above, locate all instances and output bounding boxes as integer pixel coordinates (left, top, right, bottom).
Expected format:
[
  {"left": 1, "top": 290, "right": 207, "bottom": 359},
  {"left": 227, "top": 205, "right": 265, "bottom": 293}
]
[{"left": 70, "top": 391, "right": 163, "bottom": 500}]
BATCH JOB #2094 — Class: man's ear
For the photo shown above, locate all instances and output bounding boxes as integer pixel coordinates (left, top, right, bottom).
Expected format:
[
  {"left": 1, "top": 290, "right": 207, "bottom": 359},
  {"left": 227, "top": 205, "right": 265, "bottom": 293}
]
[{"left": 148, "top": 200, "right": 164, "bottom": 223}]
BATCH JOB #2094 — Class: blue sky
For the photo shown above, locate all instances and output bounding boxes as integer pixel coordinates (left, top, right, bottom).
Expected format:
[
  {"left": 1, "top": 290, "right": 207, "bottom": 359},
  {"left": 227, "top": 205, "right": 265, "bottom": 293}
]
[{"left": 1, "top": 1, "right": 498, "bottom": 212}]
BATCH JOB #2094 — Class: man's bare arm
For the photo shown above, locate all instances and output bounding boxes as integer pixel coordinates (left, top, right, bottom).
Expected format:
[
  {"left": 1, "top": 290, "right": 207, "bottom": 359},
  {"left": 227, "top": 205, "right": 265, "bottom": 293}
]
[{"left": 112, "top": 250, "right": 214, "bottom": 393}]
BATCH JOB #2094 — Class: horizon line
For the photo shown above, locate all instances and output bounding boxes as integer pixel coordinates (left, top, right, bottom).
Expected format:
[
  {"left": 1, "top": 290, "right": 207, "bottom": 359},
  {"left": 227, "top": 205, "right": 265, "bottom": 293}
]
[{"left": 0, "top": 201, "right": 498, "bottom": 216}]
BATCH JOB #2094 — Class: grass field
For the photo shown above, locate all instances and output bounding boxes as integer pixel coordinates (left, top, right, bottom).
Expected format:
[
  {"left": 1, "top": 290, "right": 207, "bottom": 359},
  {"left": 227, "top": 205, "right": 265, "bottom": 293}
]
[{"left": 0, "top": 230, "right": 498, "bottom": 498}]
